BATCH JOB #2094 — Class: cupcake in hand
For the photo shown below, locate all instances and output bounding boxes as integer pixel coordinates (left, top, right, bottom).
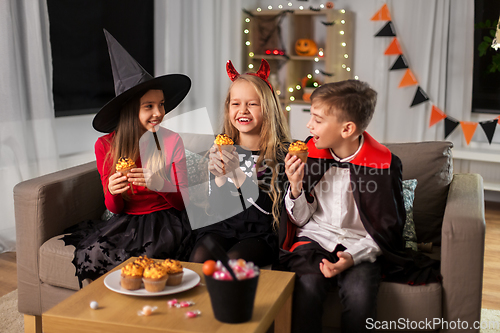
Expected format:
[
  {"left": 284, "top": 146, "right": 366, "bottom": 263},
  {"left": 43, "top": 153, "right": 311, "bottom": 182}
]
[
  {"left": 116, "top": 157, "right": 137, "bottom": 194},
  {"left": 288, "top": 141, "right": 309, "bottom": 163},
  {"left": 214, "top": 134, "right": 234, "bottom": 174}
]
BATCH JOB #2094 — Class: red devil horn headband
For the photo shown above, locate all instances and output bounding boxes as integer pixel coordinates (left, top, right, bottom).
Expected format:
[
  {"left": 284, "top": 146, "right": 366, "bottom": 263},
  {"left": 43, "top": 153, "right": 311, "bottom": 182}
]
[{"left": 226, "top": 59, "right": 273, "bottom": 92}]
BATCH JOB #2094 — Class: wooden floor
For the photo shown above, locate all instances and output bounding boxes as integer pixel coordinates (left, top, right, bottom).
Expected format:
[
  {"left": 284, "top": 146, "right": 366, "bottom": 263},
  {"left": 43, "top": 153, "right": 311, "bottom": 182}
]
[
  {"left": 1, "top": 201, "right": 500, "bottom": 310},
  {"left": 0, "top": 251, "right": 17, "bottom": 297},
  {"left": 482, "top": 201, "right": 500, "bottom": 310}
]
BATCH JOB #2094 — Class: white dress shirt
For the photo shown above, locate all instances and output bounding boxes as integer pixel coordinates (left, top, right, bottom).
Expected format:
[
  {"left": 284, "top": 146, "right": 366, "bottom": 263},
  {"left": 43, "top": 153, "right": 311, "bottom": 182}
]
[{"left": 285, "top": 136, "right": 382, "bottom": 265}]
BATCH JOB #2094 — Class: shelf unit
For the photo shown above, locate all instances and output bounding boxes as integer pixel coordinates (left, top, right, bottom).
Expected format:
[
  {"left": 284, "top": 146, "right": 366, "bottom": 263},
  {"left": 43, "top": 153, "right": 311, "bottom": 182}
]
[
  {"left": 452, "top": 149, "right": 500, "bottom": 192},
  {"left": 242, "top": 8, "right": 354, "bottom": 108}
]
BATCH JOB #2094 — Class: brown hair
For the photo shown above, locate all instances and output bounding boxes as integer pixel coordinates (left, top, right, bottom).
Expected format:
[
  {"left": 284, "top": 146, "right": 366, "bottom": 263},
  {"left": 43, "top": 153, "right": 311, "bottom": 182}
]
[
  {"left": 105, "top": 89, "right": 168, "bottom": 198},
  {"left": 222, "top": 74, "right": 291, "bottom": 230},
  {"left": 310, "top": 80, "right": 377, "bottom": 133}
]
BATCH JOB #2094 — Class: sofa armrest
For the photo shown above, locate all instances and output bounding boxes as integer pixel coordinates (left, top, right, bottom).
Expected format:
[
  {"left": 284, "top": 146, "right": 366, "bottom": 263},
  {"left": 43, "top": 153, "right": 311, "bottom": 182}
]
[
  {"left": 441, "top": 173, "right": 485, "bottom": 332},
  {"left": 14, "top": 161, "right": 105, "bottom": 315}
]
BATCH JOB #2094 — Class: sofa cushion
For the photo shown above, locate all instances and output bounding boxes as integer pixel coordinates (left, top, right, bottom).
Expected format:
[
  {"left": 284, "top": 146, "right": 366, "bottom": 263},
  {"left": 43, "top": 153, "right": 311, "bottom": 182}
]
[
  {"left": 185, "top": 149, "right": 208, "bottom": 187},
  {"left": 385, "top": 141, "right": 453, "bottom": 245},
  {"left": 376, "top": 282, "right": 442, "bottom": 324},
  {"left": 402, "top": 179, "right": 418, "bottom": 251},
  {"left": 322, "top": 281, "right": 442, "bottom": 329},
  {"left": 39, "top": 234, "right": 81, "bottom": 291}
]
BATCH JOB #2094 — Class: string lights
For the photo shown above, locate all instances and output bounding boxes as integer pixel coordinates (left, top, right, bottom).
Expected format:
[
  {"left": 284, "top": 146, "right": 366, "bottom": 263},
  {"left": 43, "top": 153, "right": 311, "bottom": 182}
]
[{"left": 243, "top": 4, "right": 352, "bottom": 110}]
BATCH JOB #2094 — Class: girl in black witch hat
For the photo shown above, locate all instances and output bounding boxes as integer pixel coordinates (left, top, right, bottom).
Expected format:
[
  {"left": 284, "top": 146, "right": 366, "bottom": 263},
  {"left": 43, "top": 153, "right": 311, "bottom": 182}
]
[{"left": 61, "top": 30, "right": 192, "bottom": 286}]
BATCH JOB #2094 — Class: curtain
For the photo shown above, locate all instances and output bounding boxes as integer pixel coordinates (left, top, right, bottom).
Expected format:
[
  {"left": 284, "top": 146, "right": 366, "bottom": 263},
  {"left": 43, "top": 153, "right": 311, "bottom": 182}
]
[
  {"left": 155, "top": 0, "right": 242, "bottom": 133},
  {"left": 0, "top": 0, "right": 59, "bottom": 252},
  {"left": 364, "top": 0, "right": 473, "bottom": 147}
]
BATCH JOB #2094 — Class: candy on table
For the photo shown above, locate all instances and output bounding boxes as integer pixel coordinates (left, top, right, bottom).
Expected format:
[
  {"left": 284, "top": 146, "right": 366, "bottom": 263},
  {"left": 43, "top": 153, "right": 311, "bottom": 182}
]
[
  {"left": 167, "top": 299, "right": 179, "bottom": 307},
  {"left": 176, "top": 301, "right": 195, "bottom": 308},
  {"left": 186, "top": 310, "right": 202, "bottom": 318},
  {"left": 167, "top": 299, "right": 195, "bottom": 308},
  {"left": 137, "top": 305, "right": 158, "bottom": 316}
]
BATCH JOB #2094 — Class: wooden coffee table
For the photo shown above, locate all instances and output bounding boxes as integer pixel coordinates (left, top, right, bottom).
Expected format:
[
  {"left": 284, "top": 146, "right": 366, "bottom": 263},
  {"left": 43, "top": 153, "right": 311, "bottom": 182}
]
[{"left": 43, "top": 259, "right": 295, "bottom": 333}]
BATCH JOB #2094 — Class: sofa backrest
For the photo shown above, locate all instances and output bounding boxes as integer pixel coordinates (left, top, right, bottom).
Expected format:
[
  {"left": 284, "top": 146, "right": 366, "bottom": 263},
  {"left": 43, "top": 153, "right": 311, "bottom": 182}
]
[
  {"left": 178, "top": 133, "right": 215, "bottom": 155},
  {"left": 385, "top": 141, "right": 453, "bottom": 245}
]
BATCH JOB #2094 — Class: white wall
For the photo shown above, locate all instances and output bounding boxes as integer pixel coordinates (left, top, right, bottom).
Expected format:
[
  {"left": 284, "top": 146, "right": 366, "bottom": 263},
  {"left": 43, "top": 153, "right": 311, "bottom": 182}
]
[
  {"left": 53, "top": 114, "right": 100, "bottom": 168},
  {"left": 57, "top": 0, "right": 378, "bottom": 166},
  {"left": 54, "top": 0, "right": 500, "bottom": 201}
]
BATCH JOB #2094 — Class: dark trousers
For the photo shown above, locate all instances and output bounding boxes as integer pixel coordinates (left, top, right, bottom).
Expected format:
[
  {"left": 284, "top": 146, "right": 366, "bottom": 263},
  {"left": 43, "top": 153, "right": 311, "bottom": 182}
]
[{"left": 279, "top": 241, "right": 381, "bottom": 333}]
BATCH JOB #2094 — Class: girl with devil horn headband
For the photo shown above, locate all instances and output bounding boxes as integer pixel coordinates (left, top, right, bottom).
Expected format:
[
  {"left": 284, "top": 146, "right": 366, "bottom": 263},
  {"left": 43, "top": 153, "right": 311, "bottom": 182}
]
[{"left": 189, "top": 59, "right": 291, "bottom": 267}]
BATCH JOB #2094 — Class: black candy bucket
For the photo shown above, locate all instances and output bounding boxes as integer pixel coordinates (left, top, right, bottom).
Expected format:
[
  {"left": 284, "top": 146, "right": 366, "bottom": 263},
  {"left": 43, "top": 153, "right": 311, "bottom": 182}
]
[{"left": 204, "top": 273, "right": 259, "bottom": 323}]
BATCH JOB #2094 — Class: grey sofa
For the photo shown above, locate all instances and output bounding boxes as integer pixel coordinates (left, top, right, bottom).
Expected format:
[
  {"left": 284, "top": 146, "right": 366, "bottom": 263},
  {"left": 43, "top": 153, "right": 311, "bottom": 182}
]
[{"left": 14, "top": 138, "right": 485, "bottom": 333}]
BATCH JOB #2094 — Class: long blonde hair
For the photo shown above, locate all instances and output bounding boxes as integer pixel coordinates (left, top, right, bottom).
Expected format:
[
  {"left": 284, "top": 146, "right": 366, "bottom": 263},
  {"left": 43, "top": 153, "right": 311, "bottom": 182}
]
[
  {"left": 105, "top": 89, "right": 168, "bottom": 197},
  {"left": 222, "top": 74, "right": 291, "bottom": 229}
]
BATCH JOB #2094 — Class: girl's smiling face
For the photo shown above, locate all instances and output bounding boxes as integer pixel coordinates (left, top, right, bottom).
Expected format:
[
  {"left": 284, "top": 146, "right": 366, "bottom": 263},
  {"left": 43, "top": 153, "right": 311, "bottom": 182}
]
[
  {"left": 228, "top": 80, "right": 263, "bottom": 137},
  {"left": 139, "top": 89, "right": 165, "bottom": 132}
]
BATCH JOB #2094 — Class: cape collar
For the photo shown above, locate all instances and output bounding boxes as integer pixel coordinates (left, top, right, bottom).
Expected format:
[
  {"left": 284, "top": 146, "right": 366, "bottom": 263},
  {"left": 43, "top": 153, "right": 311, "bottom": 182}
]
[
  {"left": 329, "top": 135, "right": 364, "bottom": 162},
  {"left": 306, "top": 132, "right": 392, "bottom": 169}
]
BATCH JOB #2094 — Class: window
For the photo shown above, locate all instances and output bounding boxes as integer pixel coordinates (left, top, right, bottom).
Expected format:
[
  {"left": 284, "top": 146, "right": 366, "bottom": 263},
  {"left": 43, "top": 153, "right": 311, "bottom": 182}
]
[
  {"left": 472, "top": 0, "right": 500, "bottom": 114},
  {"left": 47, "top": 0, "right": 154, "bottom": 117}
]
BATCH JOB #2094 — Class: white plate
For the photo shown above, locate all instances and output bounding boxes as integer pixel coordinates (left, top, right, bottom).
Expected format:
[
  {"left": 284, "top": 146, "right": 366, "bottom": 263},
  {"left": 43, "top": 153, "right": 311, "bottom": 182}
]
[{"left": 104, "top": 268, "right": 200, "bottom": 296}]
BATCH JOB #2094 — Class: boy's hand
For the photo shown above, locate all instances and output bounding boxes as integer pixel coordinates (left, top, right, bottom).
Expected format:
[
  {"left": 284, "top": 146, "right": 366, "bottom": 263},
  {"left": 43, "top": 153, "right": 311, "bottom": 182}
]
[
  {"left": 285, "top": 153, "right": 305, "bottom": 198},
  {"left": 319, "top": 252, "right": 354, "bottom": 278}
]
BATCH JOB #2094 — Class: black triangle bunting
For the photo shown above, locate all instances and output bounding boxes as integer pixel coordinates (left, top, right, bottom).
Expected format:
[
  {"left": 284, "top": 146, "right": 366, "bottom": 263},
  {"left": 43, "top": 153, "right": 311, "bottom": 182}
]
[
  {"left": 375, "top": 21, "right": 396, "bottom": 37},
  {"left": 444, "top": 117, "right": 460, "bottom": 139},
  {"left": 390, "top": 55, "right": 408, "bottom": 70},
  {"left": 410, "top": 86, "right": 429, "bottom": 107},
  {"left": 479, "top": 119, "right": 498, "bottom": 144},
  {"left": 372, "top": 8, "right": 500, "bottom": 145}
]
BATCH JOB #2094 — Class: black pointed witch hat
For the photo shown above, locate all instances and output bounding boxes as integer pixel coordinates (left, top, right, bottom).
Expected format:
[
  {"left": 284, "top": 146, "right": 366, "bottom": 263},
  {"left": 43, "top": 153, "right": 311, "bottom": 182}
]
[{"left": 92, "top": 29, "right": 191, "bottom": 133}]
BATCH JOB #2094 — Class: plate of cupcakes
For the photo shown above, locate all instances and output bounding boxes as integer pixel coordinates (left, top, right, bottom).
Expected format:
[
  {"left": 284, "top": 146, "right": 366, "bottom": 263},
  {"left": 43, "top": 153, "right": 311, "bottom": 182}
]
[{"left": 104, "top": 256, "right": 200, "bottom": 296}]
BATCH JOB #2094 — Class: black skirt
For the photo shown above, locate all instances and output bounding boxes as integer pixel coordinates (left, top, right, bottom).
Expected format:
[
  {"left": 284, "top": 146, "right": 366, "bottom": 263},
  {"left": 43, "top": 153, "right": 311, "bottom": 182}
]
[{"left": 61, "top": 208, "right": 192, "bottom": 287}]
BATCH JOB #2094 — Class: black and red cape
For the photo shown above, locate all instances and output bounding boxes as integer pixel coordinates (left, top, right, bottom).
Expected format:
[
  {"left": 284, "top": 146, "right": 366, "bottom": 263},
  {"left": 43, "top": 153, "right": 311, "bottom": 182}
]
[{"left": 277, "top": 132, "right": 441, "bottom": 284}]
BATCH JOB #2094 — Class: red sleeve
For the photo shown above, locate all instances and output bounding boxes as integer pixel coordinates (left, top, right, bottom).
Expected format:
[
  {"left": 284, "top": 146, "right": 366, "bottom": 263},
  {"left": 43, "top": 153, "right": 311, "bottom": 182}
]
[
  {"left": 156, "top": 132, "right": 189, "bottom": 210},
  {"left": 95, "top": 134, "right": 125, "bottom": 214}
]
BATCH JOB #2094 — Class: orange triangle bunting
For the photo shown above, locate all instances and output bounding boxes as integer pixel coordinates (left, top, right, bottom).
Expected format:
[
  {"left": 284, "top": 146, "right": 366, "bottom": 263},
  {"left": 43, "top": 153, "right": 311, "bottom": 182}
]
[
  {"left": 460, "top": 121, "right": 478, "bottom": 145},
  {"left": 429, "top": 105, "right": 447, "bottom": 127},
  {"left": 384, "top": 38, "right": 403, "bottom": 55},
  {"left": 371, "top": 4, "right": 392, "bottom": 21},
  {"left": 398, "top": 69, "right": 418, "bottom": 88}
]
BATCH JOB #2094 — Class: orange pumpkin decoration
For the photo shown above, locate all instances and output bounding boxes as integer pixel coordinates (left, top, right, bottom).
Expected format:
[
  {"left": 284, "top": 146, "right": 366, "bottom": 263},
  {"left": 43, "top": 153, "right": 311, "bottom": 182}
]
[{"left": 295, "top": 39, "right": 318, "bottom": 56}]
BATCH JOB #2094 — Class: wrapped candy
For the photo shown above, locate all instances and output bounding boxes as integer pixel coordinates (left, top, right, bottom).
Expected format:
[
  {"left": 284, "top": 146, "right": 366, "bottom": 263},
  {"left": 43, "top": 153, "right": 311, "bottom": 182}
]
[
  {"left": 168, "top": 298, "right": 195, "bottom": 308},
  {"left": 186, "top": 310, "right": 202, "bottom": 318},
  {"left": 176, "top": 301, "right": 195, "bottom": 308},
  {"left": 137, "top": 305, "right": 157, "bottom": 316},
  {"left": 167, "top": 299, "right": 179, "bottom": 307}
]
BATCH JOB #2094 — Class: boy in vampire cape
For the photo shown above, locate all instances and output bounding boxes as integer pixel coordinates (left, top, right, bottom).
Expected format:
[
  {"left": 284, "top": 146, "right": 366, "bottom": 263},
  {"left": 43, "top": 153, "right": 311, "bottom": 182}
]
[{"left": 274, "top": 80, "right": 440, "bottom": 333}]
